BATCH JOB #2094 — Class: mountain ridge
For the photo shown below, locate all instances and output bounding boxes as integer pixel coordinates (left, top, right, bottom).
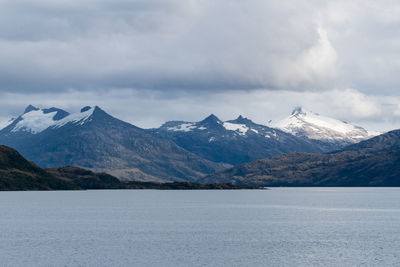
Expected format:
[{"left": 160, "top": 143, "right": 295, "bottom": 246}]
[
  {"left": 0, "top": 145, "right": 256, "bottom": 190},
  {"left": 151, "top": 113, "right": 324, "bottom": 165}
]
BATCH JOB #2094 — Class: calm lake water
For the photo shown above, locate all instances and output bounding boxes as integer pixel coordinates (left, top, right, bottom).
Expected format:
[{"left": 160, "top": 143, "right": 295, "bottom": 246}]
[{"left": 1, "top": 188, "right": 400, "bottom": 266}]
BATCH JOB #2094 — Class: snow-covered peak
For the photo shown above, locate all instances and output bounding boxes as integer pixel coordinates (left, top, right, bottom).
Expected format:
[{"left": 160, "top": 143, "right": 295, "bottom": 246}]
[
  {"left": 274, "top": 107, "right": 378, "bottom": 143},
  {"left": 5, "top": 106, "right": 95, "bottom": 134}
]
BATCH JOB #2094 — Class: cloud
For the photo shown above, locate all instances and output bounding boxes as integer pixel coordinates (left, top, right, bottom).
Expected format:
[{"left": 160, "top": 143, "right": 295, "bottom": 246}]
[
  {"left": 0, "top": 0, "right": 340, "bottom": 92},
  {"left": 275, "top": 27, "right": 338, "bottom": 90},
  {"left": 327, "top": 88, "right": 382, "bottom": 119}
]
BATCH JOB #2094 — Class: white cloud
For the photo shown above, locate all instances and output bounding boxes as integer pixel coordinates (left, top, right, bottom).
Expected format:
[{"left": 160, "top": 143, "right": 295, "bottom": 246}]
[
  {"left": 393, "top": 105, "right": 400, "bottom": 117},
  {"left": 275, "top": 26, "right": 338, "bottom": 89},
  {"left": 327, "top": 88, "right": 382, "bottom": 119}
]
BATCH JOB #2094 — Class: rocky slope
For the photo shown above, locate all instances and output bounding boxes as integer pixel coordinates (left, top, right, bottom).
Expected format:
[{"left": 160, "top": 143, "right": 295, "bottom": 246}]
[
  {"left": 203, "top": 130, "right": 400, "bottom": 186},
  {"left": 151, "top": 114, "right": 323, "bottom": 165}
]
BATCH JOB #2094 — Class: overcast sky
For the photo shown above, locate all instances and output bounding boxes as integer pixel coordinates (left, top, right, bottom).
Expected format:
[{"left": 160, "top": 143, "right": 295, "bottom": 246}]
[{"left": 0, "top": 0, "right": 400, "bottom": 131}]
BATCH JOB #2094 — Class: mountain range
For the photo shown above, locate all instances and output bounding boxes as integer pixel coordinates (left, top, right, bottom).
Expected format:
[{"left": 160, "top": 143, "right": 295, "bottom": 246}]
[
  {"left": 0, "top": 105, "right": 227, "bottom": 182},
  {"left": 0, "top": 105, "right": 378, "bottom": 183}
]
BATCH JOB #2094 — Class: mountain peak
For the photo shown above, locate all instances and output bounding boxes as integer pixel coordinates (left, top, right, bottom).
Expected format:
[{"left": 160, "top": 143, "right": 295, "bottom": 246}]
[
  {"left": 229, "top": 115, "right": 254, "bottom": 125},
  {"left": 275, "top": 107, "right": 377, "bottom": 149},
  {"left": 24, "top": 105, "right": 40, "bottom": 114},
  {"left": 291, "top": 106, "right": 306, "bottom": 116},
  {"left": 201, "top": 114, "right": 221, "bottom": 124}
]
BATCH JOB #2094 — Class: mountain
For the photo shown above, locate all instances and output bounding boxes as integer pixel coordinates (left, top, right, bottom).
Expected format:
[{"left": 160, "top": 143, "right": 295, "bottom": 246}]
[
  {"left": 202, "top": 130, "right": 400, "bottom": 186},
  {"left": 151, "top": 114, "right": 324, "bottom": 165},
  {"left": 0, "top": 106, "right": 228, "bottom": 182},
  {"left": 273, "top": 107, "right": 378, "bottom": 151}
]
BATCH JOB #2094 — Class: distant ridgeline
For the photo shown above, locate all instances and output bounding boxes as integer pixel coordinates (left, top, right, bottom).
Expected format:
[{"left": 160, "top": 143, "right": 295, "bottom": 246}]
[{"left": 0, "top": 105, "right": 380, "bottom": 184}]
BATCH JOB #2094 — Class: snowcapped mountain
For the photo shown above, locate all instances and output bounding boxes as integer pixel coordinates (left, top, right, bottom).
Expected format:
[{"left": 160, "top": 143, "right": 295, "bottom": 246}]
[
  {"left": 151, "top": 114, "right": 323, "bottom": 165},
  {"left": 0, "top": 105, "right": 227, "bottom": 182},
  {"left": 273, "top": 107, "right": 379, "bottom": 151},
  {"left": 1, "top": 105, "right": 93, "bottom": 135}
]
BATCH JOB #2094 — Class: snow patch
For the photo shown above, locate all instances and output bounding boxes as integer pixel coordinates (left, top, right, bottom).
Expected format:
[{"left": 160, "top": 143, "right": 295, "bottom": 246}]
[
  {"left": 53, "top": 107, "right": 94, "bottom": 128},
  {"left": 168, "top": 123, "right": 196, "bottom": 132},
  {"left": 0, "top": 118, "right": 15, "bottom": 131},
  {"left": 223, "top": 122, "right": 249, "bottom": 135},
  {"left": 12, "top": 110, "right": 60, "bottom": 134}
]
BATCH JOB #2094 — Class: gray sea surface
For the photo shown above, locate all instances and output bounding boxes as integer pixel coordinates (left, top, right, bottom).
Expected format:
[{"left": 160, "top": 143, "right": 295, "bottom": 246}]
[{"left": 1, "top": 188, "right": 400, "bottom": 266}]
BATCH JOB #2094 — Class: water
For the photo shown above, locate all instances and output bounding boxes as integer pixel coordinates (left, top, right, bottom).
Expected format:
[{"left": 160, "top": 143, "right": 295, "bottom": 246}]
[{"left": 1, "top": 188, "right": 400, "bottom": 267}]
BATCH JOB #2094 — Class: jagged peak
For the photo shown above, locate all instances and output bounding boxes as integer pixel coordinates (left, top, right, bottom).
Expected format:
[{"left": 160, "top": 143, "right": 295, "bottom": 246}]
[
  {"left": 24, "top": 105, "right": 40, "bottom": 114},
  {"left": 229, "top": 115, "right": 254, "bottom": 125}
]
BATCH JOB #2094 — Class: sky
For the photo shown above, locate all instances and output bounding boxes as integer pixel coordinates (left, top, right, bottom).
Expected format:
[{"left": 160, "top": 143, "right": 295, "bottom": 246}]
[{"left": 0, "top": 0, "right": 400, "bottom": 131}]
